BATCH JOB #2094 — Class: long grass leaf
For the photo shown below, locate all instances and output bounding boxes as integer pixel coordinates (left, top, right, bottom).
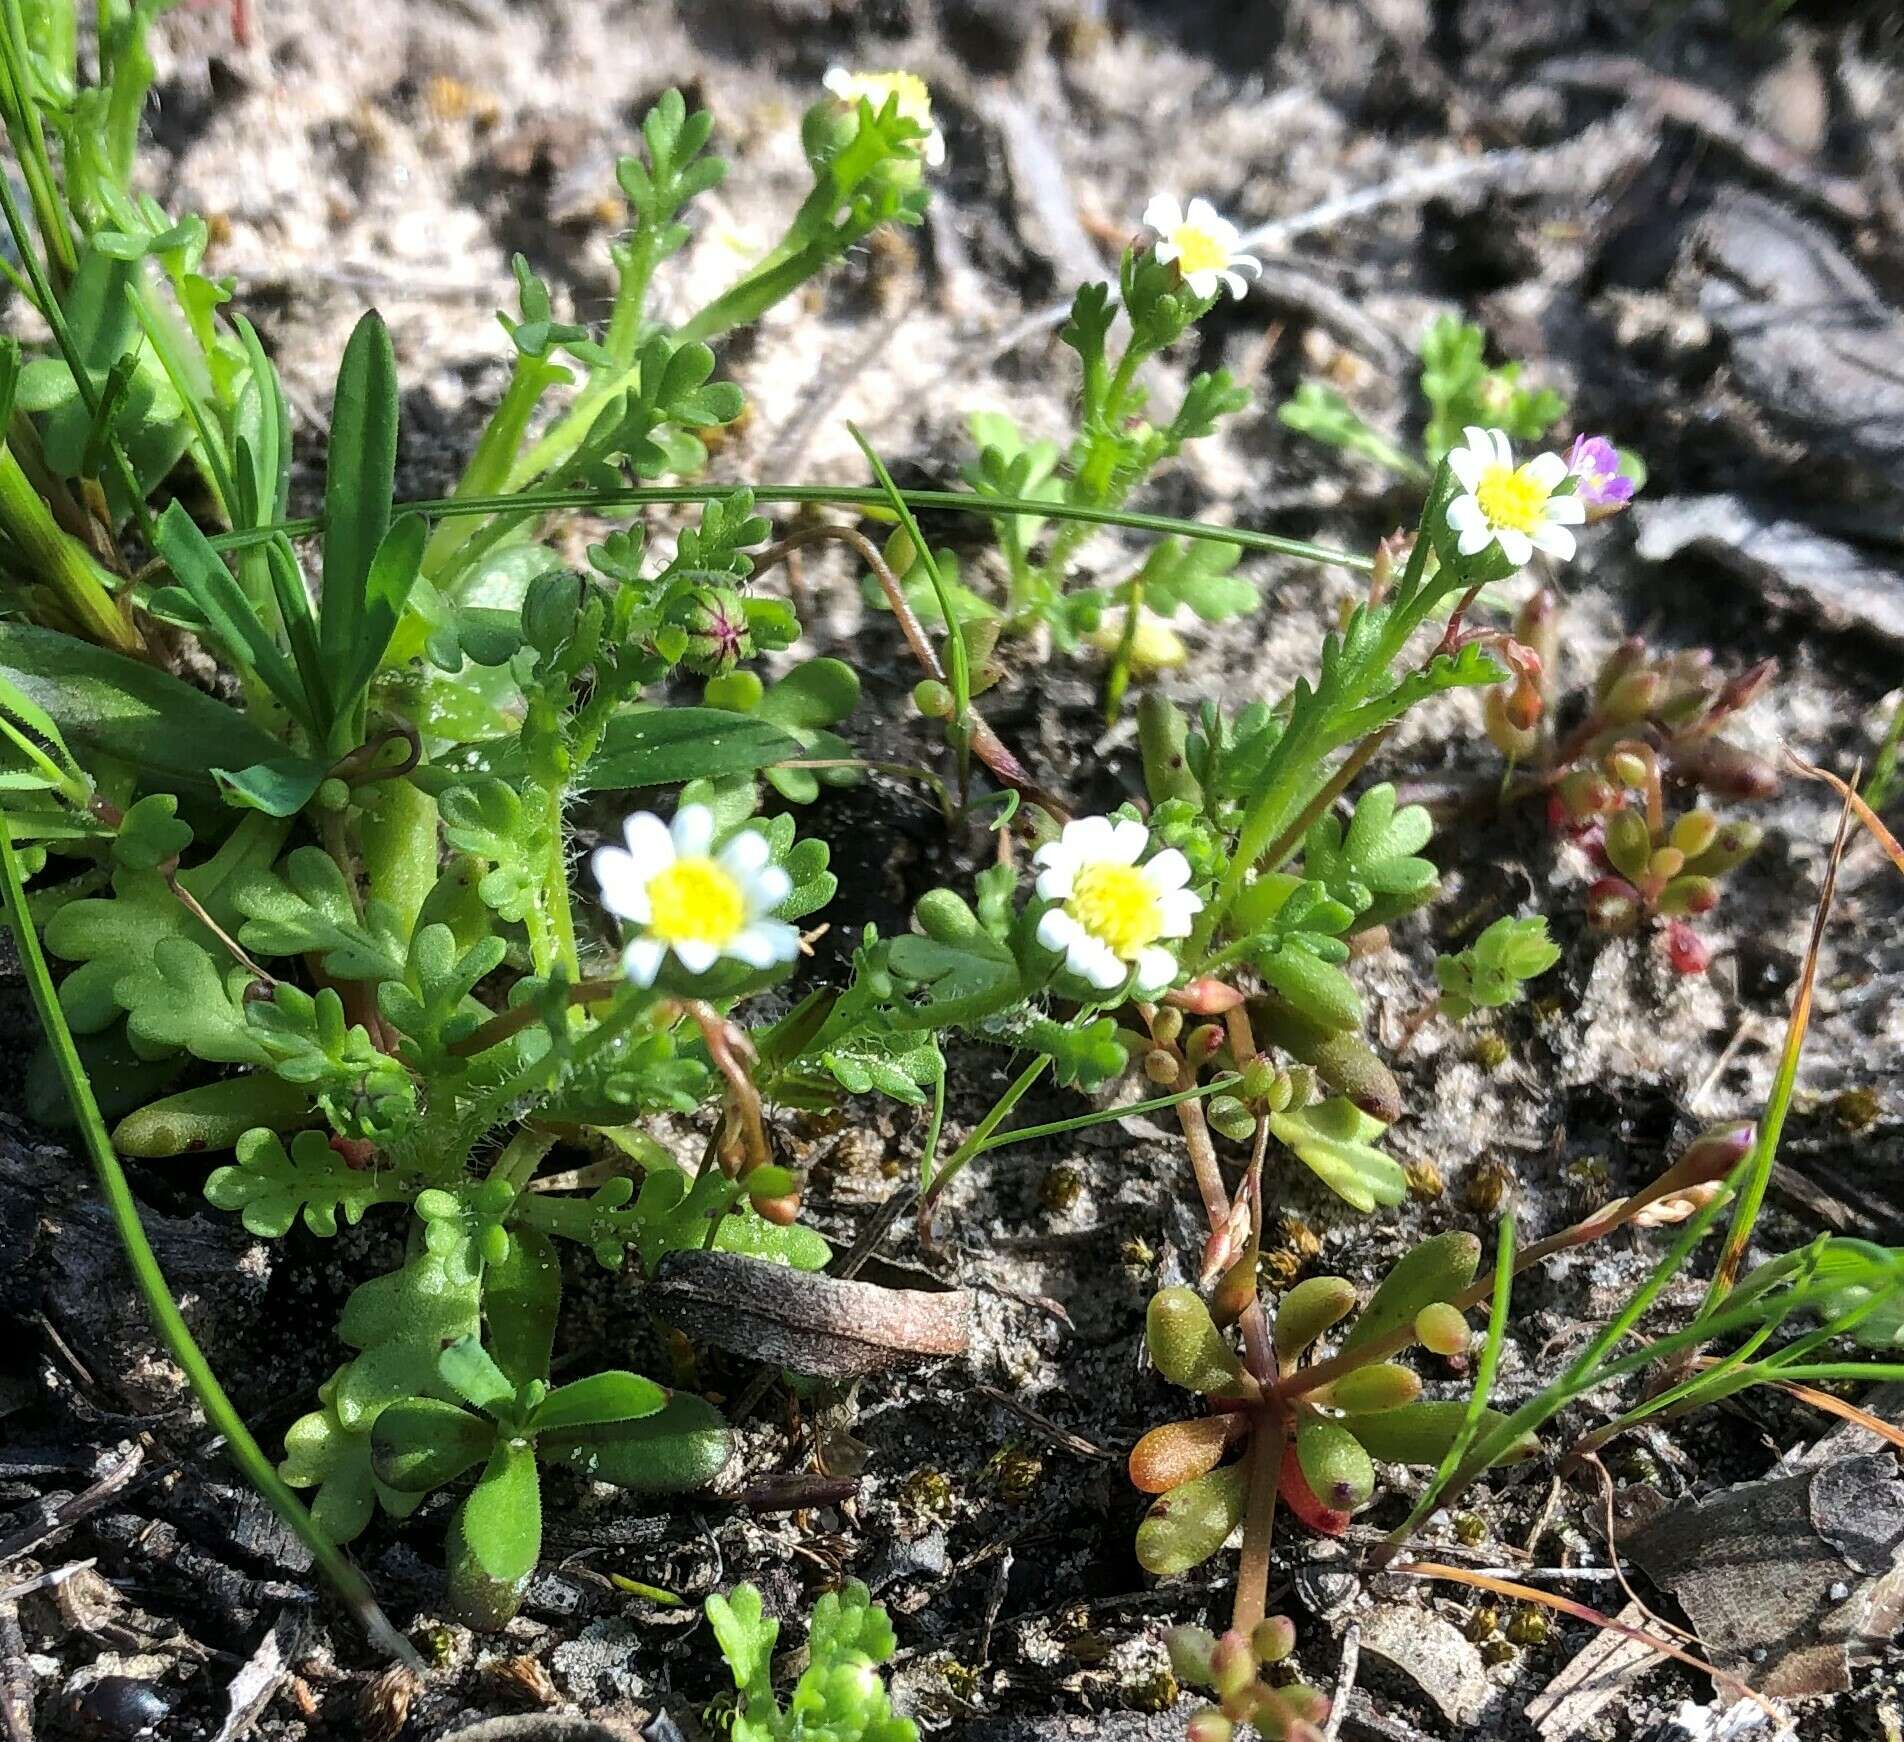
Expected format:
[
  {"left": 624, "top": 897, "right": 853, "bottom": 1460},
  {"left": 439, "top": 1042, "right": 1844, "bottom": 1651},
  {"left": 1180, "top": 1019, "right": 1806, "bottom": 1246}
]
[{"left": 0, "top": 810, "right": 418, "bottom": 1667}]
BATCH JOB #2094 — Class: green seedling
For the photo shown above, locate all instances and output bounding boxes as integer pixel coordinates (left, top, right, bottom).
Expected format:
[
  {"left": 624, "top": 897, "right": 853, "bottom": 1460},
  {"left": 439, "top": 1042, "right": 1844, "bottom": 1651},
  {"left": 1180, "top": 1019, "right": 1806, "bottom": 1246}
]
[{"left": 706, "top": 1579, "right": 917, "bottom": 1742}]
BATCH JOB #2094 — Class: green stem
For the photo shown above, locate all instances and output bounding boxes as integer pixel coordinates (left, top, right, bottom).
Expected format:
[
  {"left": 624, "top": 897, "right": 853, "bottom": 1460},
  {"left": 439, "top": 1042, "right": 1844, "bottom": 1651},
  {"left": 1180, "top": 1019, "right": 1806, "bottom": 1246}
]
[
  {"left": 920, "top": 1054, "right": 1050, "bottom": 1208},
  {"left": 1865, "top": 690, "right": 1904, "bottom": 813},
  {"left": 423, "top": 354, "right": 568, "bottom": 580},
  {"left": 206, "top": 483, "right": 1373, "bottom": 574},
  {"left": 0, "top": 814, "right": 418, "bottom": 1667},
  {"left": 0, "top": 439, "right": 139, "bottom": 651}
]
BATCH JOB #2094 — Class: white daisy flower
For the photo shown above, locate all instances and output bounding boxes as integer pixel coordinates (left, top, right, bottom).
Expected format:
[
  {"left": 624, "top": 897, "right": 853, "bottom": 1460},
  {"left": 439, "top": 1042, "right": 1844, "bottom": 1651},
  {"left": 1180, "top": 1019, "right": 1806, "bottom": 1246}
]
[
  {"left": 822, "top": 68, "right": 946, "bottom": 167},
  {"left": 1033, "top": 815, "right": 1202, "bottom": 996},
  {"left": 593, "top": 804, "right": 799, "bottom": 987},
  {"left": 1140, "top": 194, "right": 1260, "bottom": 301},
  {"left": 1444, "top": 426, "right": 1585, "bottom": 568}
]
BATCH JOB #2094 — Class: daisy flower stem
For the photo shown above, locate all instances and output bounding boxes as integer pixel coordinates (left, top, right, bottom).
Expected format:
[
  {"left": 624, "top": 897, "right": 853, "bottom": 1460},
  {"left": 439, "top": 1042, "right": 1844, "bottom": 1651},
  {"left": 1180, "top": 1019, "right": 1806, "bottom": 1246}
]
[
  {"left": 919, "top": 1053, "right": 1052, "bottom": 1217},
  {"left": 450, "top": 976, "right": 626, "bottom": 1059}
]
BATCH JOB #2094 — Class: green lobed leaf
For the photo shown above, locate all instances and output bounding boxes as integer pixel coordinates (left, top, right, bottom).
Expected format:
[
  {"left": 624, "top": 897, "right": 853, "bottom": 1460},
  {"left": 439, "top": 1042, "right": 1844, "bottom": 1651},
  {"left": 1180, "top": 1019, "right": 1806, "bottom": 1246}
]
[
  {"left": 369, "top": 1397, "right": 496, "bottom": 1493},
  {"left": 1269, "top": 1098, "right": 1407, "bottom": 1214}
]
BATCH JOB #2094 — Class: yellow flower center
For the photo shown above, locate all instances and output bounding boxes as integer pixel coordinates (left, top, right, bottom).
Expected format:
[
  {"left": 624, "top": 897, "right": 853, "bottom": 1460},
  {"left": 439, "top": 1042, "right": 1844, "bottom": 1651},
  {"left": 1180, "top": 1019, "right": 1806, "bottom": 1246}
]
[
  {"left": 646, "top": 857, "right": 746, "bottom": 948},
  {"left": 1171, "top": 224, "right": 1228, "bottom": 280},
  {"left": 1474, "top": 464, "right": 1551, "bottom": 535},
  {"left": 1069, "top": 862, "right": 1164, "bottom": 959}
]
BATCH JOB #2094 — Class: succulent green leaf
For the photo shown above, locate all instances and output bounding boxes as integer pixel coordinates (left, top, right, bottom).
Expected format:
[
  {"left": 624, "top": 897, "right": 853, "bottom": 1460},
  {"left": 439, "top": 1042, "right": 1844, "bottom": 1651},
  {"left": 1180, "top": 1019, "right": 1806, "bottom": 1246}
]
[
  {"left": 1344, "top": 1231, "right": 1482, "bottom": 1355},
  {"left": 1344, "top": 1401, "right": 1539, "bottom": 1468},
  {"left": 1135, "top": 1461, "right": 1249, "bottom": 1576}
]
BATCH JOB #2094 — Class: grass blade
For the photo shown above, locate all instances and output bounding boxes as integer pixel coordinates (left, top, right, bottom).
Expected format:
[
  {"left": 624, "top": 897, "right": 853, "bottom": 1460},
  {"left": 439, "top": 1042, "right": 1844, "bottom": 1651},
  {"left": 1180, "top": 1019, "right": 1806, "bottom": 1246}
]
[{"left": 0, "top": 810, "right": 419, "bottom": 1667}]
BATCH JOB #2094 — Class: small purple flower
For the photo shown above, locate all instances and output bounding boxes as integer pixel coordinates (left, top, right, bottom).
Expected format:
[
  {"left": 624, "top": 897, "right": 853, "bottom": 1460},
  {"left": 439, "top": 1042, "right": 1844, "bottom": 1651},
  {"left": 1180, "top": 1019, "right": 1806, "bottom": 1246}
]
[{"left": 1566, "top": 435, "right": 1635, "bottom": 507}]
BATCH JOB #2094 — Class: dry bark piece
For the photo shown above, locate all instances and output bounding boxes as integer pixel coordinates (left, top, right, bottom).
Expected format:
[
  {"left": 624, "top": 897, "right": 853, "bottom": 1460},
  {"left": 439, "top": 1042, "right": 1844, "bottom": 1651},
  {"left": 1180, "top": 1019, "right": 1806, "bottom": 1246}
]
[
  {"left": 1623, "top": 1451, "right": 1904, "bottom": 1699},
  {"left": 1356, "top": 1603, "right": 1490, "bottom": 1728},
  {"left": 645, "top": 1250, "right": 971, "bottom": 1379}
]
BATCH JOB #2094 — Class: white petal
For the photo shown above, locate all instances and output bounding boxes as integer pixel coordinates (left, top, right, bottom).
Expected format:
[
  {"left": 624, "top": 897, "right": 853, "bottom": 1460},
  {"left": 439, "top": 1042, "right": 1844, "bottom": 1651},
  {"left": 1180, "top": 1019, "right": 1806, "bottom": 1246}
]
[
  {"left": 1142, "top": 193, "right": 1184, "bottom": 235},
  {"left": 592, "top": 847, "right": 650, "bottom": 923},
  {"left": 619, "top": 811, "right": 675, "bottom": 876},
  {"left": 1106, "top": 817, "right": 1150, "bottom": 864},
  {"left": 1445, "top": 493, "right": 1483, "bottom": 533},
  {"left": 1062, "top": 816, "right": 1115, "bottom": 859},
  {"left": 670, "top": 804, "right": 714, "bottom": 858},
  {"left": 1217, "top": 270, "right": 1247, "bottom": 300},
  {"left": 622, "top": 937, "right": 666, "bottom": 987},
  {"left": 1033, "top": 849, "right": 1078, "bottom": 901},
  {"left": 1181, "top": 267, "right": 1219, "bottom": 298},
  {"left": 1158, "top": 888, "right": 1203, "bottom": 936},
  {"left": 1497, "top": 528, "right": 1533, "bottom": 568},
  {"left": 720, "top": 829, "right": 771, "bottom": 876},
  {"left": 1490, "top": 428, "right": 1514, "bottom": 468},
  {"left": 1185, "top": 197, "right": 1221, "bottom": 233},
  {"left": 1456, "top": 524, "right": 1492, "bottom": 557},
  {"left": 751, "top": 861, "right": 794, "bottom": 908},
  {"left": 922, "top": 130, "right": 946, "bottom": 167},
  {"left": 1528, "top": 522, "right": 1576, "bottom": 561},
  {"left": 1461, "top": 425, "right": 1492, "bottom": 456},
  {"left": 1546, "top": 495, "right": 1587, "bottom": 525},
  {"left": 1134, "top": 946, "right": 1179, "bottom": 995},
  {"left": 1036, "top": 908, "right": 1081, "bottom": 955},
  {"left": 672, "top": 937, "right": 719, "bottom": 975},
  {"left": 1229, "top": 253, "right": 1261, "bottom": 279},
  {"left": 1144, "top": 847, "right": 1191, "bottom": 892},
  {"left": 1447, "top": 448, "right": 1484, "bottom": 492},
  {"left": 1522, "top": 452, "right": 1568, "bottom": 490},
  {"left": 729, "top": 921, "right": 800, "bottom": 969},
  {"left": 823, "top": 67, "right": 853, "bottom": 97},
  {"left": 1078, "top": 937, "right": 1128, "bottom": 991}
]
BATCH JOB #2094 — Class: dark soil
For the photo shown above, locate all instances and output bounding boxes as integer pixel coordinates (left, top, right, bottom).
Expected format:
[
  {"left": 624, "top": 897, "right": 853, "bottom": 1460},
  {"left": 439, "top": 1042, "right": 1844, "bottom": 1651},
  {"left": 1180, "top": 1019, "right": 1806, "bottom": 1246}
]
[{"left": 5, "top": 2, "right": 1904, "bottom": 1739}]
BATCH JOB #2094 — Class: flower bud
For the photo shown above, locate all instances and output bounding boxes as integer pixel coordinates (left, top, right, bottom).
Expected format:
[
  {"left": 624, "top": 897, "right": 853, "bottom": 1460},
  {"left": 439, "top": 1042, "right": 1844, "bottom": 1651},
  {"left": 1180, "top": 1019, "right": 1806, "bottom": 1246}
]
[
  {"left": 1253, "top": 1616, "right": 1297, "bottom": 1664},
  {"left": 1514, "top": 588, "right": 1559, "bottom": 676},
  {"left": 315, "top": 776, "right": 351, "bottom": 813},
  {"left": 1595, "top": 637, "right": 1648, "bottom": 705},
  {"left": 1185, "top": 1023, "right": 1225, "bottom": 1070},
  {"left": 1484, "top": 687, "right": 1539, "bottom": 759},
  {"left": 1555, "top": 769, "right": 1614, "bottom": 823},
  {"left": 1601, "top": 670, "right": 1662, "bottom": 726},
  {"left": 1663, "top": 919, "right": 1710, "bottom": 975},
  {"left": 1585, "top": 876, "right": 1642, "bottom": 934},
  {"left": 1173, "top": 977, "right": 1247, "bottom": 1014},
  {"left": 882, "top": 524, "right": 918, "bottom": 579},
  {"left": 1669, "top": 737, "right": 1779, "bottom": 801},
  {"left": 1603, "top": 742, "right": 1653, "bottom": 791},
  {"left": 1143, "top": 1048, "right": 1180, "bottom": 1086},
  {"left": 750, "top": 1191, "right": 802, "bottom": 1226},
  {"left": 1714, "top": 657, "right": 1776, "bottom": 715},
  {"left": 681, "top": 585, "right": 754, "bottom": 675},
  {"left": 1673, "top": 1119, "right": 1755, "bottom": 1187},
  {"left": 1239, "top": 1054, "right": 1278, "bottom": 1101},
  {"left": 912, "top": 678, "right": 954, "bottom": 719},
  {"left": 1210, "top": 1630, "right": 1255, "bottom": 1700},
  {"left": 1186, "top": 1710, "right": 1233, "bottom": 1742},
  {"left": 1151, "top": 1007, "right": 1185, "bottom": 1048}
]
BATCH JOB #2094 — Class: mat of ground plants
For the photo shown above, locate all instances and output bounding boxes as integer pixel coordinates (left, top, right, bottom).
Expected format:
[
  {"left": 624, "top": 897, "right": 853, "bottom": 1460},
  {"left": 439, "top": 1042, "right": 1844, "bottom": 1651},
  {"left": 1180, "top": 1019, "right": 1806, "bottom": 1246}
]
[{"left": 5, "top": 2, "right": 1904, "bottom": 1738}]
